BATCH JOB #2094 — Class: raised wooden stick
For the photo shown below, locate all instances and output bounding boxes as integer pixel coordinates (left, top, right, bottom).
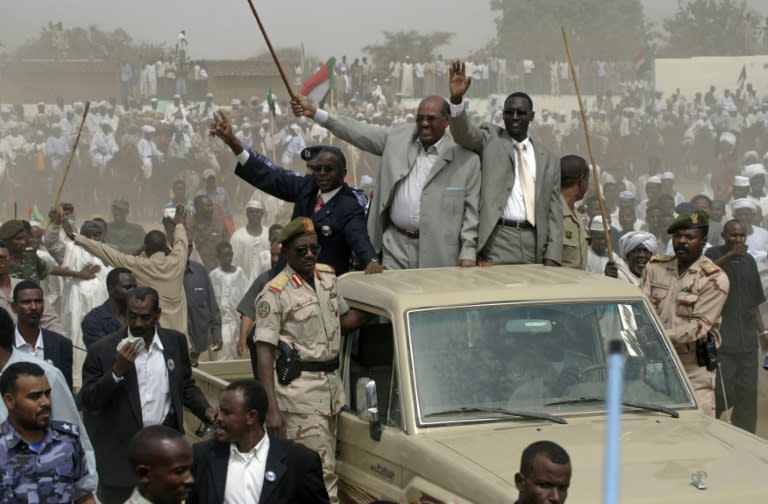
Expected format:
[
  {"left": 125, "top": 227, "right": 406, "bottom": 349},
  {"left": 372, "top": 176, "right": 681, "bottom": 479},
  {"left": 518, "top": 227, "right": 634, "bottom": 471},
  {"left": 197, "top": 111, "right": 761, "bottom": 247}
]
[
  {"left": 53, "top": 100, "right": 90, "bottom": 209},
  {"left": 245, "top": 0, "right": 296, "bottom": 100},
  {"left": 561, "top": 27, "right": 613, "bottom": 261}
]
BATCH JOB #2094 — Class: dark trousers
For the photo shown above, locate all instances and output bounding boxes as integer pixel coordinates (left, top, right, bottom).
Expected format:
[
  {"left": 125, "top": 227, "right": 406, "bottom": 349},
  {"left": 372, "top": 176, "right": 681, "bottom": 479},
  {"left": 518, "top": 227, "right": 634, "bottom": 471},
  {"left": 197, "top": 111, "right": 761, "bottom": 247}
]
[
  {"left": 98, "top": 484, "right": 133, "bottom": 504},
  {"left": 716, "top": 350, "right": 758, "bottom": 433},
  {"left": 246, "top": 325, "right": 258, "bottom": 378}
]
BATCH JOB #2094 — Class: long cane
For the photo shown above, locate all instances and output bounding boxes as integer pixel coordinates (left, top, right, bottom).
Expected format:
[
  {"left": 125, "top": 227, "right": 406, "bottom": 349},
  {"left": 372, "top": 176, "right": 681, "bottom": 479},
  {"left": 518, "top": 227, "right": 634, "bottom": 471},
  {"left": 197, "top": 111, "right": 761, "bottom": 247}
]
[
  {"left": 245, "top": 0, "right": 296, "bottom": 101},
  {"left": 561, "top": 27, "right": 613, "bottom": 261},
  {"left": 53, "top": 101, "right": 90, "bottom": 209}
]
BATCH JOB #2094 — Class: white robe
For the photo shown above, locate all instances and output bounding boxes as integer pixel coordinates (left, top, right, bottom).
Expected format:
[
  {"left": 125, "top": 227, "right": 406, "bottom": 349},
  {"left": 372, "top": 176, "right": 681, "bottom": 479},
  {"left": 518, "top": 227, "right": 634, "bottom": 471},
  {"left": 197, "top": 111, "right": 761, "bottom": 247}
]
[
  {"left": 209, "top": 266, "right": 249, "bottom": 361},
  {"left": 229, "top": 226, "right": 271, "bottom": 283}
]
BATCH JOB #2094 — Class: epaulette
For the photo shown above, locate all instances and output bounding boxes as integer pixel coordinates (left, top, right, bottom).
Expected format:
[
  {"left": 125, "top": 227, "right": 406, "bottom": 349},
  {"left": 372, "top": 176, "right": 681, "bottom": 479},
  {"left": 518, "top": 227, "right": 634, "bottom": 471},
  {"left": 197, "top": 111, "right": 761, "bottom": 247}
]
[
  {"left": 315, "top": 263, "right": 336, "bottom": 275},
  {"left": 268, "top": 273, "right": 290, "bottom": 294},
  {"left": 290, "top": 272, "right": 304, "bottom": 288},
  {"left": 351, "top": 187, "right": 368, "bottom": 208},
  {"left": 50, "top": 420, "right": 80, "bottom": 437},
  {"left": 650, "top": 254, "right": 675, "bottom": 263},
  {"left": 700, "top": 261, "right": 721, "bottom": 276}
]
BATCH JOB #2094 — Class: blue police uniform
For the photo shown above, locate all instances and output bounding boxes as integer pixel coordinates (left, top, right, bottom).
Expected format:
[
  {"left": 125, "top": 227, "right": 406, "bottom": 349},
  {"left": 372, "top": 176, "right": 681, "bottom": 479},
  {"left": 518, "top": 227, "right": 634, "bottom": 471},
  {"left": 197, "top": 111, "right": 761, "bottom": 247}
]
[
  {"left": 0, "top": 419, "right": 94, "bottom": 503},
  {"left": 235, "top": 149, "right": 378, "bottom": 274}
]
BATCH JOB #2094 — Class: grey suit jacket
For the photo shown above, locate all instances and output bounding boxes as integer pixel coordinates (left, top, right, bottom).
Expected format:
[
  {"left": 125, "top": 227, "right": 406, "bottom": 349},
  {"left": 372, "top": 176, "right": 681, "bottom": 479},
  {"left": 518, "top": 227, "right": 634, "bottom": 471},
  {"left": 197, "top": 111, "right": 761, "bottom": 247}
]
[
  {"left": 449, "top": 106, "right": 562, "bottom": 264},
  {"left": 321, "top": 113, "right": 481, "bottom": 268}
]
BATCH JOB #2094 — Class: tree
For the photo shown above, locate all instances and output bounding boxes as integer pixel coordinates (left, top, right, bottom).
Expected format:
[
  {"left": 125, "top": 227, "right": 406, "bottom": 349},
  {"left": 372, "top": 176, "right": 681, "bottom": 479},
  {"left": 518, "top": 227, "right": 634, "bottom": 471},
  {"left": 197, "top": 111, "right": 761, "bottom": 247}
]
[
  {"left": 658, "top": 0, "right": 761, "bottom": 57},
  {"left": 362, "top": 30, "right": 454, "bottom": 64},
  {"left": 490, "top": 0, "right": 649, "bottom": 61}
]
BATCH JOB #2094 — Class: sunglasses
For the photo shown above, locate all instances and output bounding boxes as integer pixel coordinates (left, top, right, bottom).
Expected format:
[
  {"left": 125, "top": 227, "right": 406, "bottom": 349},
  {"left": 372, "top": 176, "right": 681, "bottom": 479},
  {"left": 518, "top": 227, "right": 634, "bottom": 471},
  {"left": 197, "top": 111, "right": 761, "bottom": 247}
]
[
  {"left": 310, "top": 165, "right": 336, "bottom": 174},
  {"left": 293, "top": 244, "right": 322, "bottom": 257}
]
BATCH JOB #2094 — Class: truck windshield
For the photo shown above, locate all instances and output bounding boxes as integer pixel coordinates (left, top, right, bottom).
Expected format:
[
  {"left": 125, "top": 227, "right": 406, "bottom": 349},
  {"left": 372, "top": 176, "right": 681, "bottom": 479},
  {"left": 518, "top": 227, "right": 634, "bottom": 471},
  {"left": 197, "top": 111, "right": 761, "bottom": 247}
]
[{"left": 407, "top": 301, "right": 693, "bottom": 426}]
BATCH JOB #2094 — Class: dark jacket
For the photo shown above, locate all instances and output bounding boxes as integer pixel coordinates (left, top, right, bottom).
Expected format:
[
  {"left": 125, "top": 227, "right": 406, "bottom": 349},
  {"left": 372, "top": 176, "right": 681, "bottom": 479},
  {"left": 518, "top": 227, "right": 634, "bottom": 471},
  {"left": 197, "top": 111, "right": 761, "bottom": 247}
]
[
  {"left": 188, "top": 436, "right": 329, "bottom": 504},
  {"left": 42, "top": 329, "right": 73, "bottom": 390},
  {"left": 78, "top": 326, "right": 211, "bottom": 487},
  {"left": 81, "top": 301, "right": 122, "bottom": 349},
  {"left": 235, "top": 149, "right": 377, "bottom": 274}
]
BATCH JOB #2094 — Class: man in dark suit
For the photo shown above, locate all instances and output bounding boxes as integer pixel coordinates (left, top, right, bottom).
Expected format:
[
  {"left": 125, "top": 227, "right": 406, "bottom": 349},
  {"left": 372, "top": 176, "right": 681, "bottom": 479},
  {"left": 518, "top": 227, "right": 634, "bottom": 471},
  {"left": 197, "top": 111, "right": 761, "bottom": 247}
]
[
  {"left": 188, "top": 379, "right": 329, "bottom": 504},
  {"left": 81, "top": 267, "right": 137, "bottom": 349},
  {"left": 79, "top": 286, "right": 216, "bottom": 504},
  {"left": 10, "top": 280, "right": 73, "bottom": 389},
  {"left": 209, "top": 111, "right": 382, "bottom": 275},
  {"left": 448, "top": 61, "right": 563, "bottom": 266}
]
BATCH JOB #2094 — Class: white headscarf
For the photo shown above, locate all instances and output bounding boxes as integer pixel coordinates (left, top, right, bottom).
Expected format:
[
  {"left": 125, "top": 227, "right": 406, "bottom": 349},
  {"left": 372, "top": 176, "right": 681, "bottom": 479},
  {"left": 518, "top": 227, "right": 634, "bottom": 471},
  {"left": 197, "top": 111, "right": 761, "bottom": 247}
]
[{"left": 618, "top": 231, "right": 657, "bottom": 259}]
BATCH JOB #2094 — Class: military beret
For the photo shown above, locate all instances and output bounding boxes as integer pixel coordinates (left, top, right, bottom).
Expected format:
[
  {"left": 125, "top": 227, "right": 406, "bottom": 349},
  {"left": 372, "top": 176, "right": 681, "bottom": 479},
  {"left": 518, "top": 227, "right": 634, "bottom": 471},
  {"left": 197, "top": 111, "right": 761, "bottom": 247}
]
[
  {"left": 0, "top": 220, "right": 26, "bottom": 240},
  {"left": 277, "top": 217, "right": 316, "bottom": 244},
  {"left": 666, "top": 210, "right": 709, "bottom": 234}
]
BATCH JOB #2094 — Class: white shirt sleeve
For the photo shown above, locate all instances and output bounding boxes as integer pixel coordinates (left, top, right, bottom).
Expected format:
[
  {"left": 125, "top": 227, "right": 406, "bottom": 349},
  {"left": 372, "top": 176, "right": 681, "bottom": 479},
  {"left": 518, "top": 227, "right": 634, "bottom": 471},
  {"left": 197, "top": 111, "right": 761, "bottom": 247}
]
[
  {"left": 236, "top": 151, "right": 250, "bottom": 165},
  {"left": 314, "top": 109, "right": 329, "bottom": 124},
  {"left": 449, "top": 98, "right": 466, "bottom": 118}
]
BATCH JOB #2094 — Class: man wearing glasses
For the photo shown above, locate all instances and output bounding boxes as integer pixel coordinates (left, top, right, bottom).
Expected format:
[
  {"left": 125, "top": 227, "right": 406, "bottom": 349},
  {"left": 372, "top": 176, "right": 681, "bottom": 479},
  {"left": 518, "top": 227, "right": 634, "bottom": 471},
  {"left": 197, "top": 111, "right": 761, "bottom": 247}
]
[
  {"left": 252, "top": 217, "right": 370, "bottom": 503},
  {"left": 209, "top": 112, "right": 381, "bottom": 275},
  {"left": 291, "top": 94, "right": 481, "bottom": 269}
]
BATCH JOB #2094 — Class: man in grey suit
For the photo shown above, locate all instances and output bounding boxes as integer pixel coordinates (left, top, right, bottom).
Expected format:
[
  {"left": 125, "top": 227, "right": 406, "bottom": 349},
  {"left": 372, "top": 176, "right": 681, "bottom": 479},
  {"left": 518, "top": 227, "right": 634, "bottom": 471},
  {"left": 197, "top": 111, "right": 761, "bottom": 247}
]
[
  {"left": 291, "top": 95, "right": 480, "bottom": 269},
  {"left": 447, "top": 61, "right": 562, "bottom": 266}
]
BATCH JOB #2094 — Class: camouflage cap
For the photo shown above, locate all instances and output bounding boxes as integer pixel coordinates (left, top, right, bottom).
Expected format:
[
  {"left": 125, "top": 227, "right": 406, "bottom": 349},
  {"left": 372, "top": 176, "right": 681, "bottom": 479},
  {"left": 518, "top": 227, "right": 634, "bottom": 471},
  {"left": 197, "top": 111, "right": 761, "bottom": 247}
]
[
  {"left": 666, "top": 210, "right": 709, "bottom": 234},
  {"left": 0, "top": 220, "right": 25, "bottom": 240},
  {"left": 277, "top": 217, "right": 316, "bottom": 244}
]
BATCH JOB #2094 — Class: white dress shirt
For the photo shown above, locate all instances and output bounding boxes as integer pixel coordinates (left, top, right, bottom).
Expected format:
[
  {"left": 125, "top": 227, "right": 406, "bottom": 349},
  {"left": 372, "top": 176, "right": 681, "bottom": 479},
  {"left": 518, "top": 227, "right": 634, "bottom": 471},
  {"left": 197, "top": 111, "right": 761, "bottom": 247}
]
[
  {"left": 14, "top": 327, "right": 44, "bottom": 360},
  {"left": 388, "top": 135, "right": 447, "bottom": 232},
  {"left": 224, "top": 433, "right": 271, "bottom": 504},
  {"left": 132, "top": 329, "right": 171, "bottom": 426}
]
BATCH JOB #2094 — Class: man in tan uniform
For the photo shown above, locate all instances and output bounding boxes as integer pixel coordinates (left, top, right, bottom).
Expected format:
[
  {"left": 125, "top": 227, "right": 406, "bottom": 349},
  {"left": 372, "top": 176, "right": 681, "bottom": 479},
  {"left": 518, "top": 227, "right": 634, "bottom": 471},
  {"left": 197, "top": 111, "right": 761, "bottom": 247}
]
[
  {"left": 560, "top": 155, "right": 589, "bottom": 270},
  {"left": 254, "top": 217, "right": 368, "bottom": 502},
  {"left": 641, "top": 210, "right": 729, "bottom": 416}
]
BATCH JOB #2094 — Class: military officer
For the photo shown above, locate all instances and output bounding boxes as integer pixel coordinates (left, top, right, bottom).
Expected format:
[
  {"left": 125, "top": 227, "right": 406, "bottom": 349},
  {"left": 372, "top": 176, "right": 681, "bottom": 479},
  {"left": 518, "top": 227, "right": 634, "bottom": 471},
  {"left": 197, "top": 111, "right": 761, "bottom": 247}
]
[
  {"left": 641, "top": 210, "right": 729, "bottom": 416},
  {"left": 0, "top": 362, "right": 96, "bottom": 503},
  {"left": 253, "top": 217, "right": 369, "bottom": 503},
  {"left": 560, "top": 155, "right": 589, "bottom": 270}
]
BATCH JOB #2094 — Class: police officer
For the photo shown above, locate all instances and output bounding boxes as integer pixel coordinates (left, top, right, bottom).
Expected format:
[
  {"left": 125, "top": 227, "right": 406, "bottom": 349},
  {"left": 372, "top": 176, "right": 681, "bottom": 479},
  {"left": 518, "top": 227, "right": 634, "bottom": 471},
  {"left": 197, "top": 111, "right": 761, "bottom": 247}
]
[
  {"left": 0, "top": 362, "right": 96, "bottom": 503},
  {"left": 641, "top": 210, "right": 730, "bottom": 416},
  {"left": 254, "top": 217, "right": 370, "bottom": 503}
]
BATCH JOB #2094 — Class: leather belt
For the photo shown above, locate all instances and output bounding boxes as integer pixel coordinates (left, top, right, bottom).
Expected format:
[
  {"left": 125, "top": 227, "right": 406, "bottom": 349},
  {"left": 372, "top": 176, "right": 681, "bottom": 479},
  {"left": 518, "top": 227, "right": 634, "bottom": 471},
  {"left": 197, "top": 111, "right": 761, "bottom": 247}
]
[
  {"left": 497, "top": 218, "right": 534, "bottom": 229},
  {"left": 300, "top": 357, "right": 339, "bottom": 373},
  {"left": 392, "top": 225, "right": 419, "bottom": 239}
]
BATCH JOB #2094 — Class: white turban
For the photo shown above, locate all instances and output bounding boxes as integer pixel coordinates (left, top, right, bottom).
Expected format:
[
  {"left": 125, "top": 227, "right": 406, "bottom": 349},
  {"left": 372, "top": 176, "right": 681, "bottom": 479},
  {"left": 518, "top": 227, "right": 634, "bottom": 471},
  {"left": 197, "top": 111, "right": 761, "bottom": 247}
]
[
  {"left": 245, "top": 199, "right": 263, "bottom": 210},
  {"left": 744, "top": 163, "right": 768, "bottom": 179},
  {"left": 141, "top": 125, "right": 156, "bottom": 134},
  {"left": 732, "top": 198, "right": 759, "bottom": 212},
  {"left": 646, "top": 176, "right": 662, "bottom": 185},
  {"left": 734, "top": 175, "right": 750, "bottom": 187},
  {"left": 618, "top": 231, "right": 657, "bottom": 259}
]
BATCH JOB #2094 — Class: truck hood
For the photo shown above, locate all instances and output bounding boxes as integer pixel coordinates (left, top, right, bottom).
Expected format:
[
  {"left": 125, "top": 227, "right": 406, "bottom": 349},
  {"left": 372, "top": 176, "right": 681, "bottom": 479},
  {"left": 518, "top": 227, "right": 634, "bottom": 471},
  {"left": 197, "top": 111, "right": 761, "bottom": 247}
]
[{"left": 419, "top": 413, "right": 768, "bottom": 503}]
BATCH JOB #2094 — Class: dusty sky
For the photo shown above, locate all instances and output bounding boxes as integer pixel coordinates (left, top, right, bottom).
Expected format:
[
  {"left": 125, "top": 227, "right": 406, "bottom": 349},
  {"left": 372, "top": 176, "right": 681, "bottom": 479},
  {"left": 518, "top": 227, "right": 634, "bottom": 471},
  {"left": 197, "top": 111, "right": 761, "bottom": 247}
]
[{"left": 1, "top": 0, "right": 766, "bottom": 60}]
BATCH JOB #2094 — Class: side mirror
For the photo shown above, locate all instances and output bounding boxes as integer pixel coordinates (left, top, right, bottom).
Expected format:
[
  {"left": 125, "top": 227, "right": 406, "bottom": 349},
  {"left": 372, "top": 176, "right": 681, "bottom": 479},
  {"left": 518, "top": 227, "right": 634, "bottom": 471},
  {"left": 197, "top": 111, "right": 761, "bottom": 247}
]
[{"left": 355, "top": 377, "right": 382, "bottom": 441}]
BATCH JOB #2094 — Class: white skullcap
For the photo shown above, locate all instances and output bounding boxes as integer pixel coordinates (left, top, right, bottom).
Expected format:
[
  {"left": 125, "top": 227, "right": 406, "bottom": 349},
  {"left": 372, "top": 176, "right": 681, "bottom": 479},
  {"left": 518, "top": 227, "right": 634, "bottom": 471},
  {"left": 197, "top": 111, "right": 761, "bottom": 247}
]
[
  {"left": 141, "top": 125, "right": 156, "bottom": 134},
  {"left": 619, "top": 191, "right": 635, "bottom": 200},
  {"left": 743, "top": 150, "right": 759, "bottom": 162},
  {"left": 245, "top": 199, "right": 263, "bottom": 210},
  {"left": 231, "top": 99, "right": 241, "bottom": 106},
  {"left": 661, "top": 171, "right": 674, "bottom": 180},
  {"left": 618, "top": 231, "right": 657, "bottom": 259},
  {"left": 719, "top": 131, "right": 736, "bottom": 145},
  {"left": 646, "top": 176, "right": 662, "bottom": 184},
  {"left": 744, "top": 163, "right": 768, "bottom": 179},
  {"left": 360, "top": 175, "right": 374, "bottom": 186},
  {"left": 202, "top": 168, "right": 216, "bottom": 179},
  {"left": 731, "top": 198, "right": 759, "bottom": 212},
  {"left": 173, "top": 94, "right": 181, "bottom": 99},
  {"left": 588, "top": 216, "right": 608, "bottom": 232},
  {"left": 734, "top": 175, "right": 750, "bottom": 187}
]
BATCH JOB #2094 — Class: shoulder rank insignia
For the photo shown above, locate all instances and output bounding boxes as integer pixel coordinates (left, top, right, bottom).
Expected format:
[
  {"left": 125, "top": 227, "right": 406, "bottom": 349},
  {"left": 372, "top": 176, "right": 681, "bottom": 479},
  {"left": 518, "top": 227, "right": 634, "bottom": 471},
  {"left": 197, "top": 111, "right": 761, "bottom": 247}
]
[
  {"left": 650, "top": 254, "right": 674, "bottom": 262},
  {"left": 290, "top": 272, "right": 304, "bottom": 288},
  {"left": 51, "top": 420, "right": 79, "bottom": 436},
  {"left": 315, "top": 263, "right": 336, "bottom": 274},
  {"left": 700, "top": 261, "right": 720, "bottom": 276},
  {"left": 268, "top": 274, "right": 289, "bottom": 294}
]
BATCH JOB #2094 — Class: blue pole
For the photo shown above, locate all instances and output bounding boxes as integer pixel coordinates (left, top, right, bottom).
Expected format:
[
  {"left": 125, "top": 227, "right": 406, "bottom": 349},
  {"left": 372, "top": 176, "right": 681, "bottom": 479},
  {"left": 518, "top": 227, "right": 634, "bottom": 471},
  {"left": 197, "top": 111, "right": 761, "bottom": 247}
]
[{"left": 603, "top": 339, "right": 625, "bottom": 504}]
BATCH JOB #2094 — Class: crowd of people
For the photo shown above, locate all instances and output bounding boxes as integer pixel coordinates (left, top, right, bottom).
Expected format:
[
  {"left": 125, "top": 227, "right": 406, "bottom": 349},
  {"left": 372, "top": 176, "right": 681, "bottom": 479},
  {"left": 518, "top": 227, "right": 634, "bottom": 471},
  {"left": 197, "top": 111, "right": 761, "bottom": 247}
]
[{"left": 0, "top": 46, "right": 767, "bottom": 502}]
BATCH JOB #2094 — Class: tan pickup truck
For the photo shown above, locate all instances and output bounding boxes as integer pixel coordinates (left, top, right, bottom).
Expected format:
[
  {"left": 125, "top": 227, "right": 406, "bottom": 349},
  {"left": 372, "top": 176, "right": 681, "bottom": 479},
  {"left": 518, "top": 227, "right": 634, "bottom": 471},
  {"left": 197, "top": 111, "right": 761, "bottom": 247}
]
[{"left": 184, "top": 265, "right": 768, "bottom": 503}]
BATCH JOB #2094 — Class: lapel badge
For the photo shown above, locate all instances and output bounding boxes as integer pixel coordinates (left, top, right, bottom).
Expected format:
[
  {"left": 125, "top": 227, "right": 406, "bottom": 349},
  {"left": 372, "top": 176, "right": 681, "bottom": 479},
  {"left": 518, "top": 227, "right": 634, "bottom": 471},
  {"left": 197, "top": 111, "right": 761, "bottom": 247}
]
[
  {"left": 265, "top": 470, "right": 277, "bottom": 482},
  {"left": 167, "top": 358, "right": 175, "bottom": 372},
  {"left": 321, "top": 225, "right": 332, "bottom": 237}
]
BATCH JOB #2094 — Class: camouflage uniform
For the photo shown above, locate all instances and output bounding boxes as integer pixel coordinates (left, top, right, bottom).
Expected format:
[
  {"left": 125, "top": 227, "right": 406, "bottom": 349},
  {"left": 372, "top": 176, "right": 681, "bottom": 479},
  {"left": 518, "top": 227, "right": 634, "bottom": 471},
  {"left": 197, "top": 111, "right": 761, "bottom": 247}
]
[
  {"left": 641, "top": 254, "right": 729, "bottom": 416},
  {"left": 0, "top": 419, "right": 94, "bottom": 503},
  {"left": 254, "top": 263, "right": 348, "bottom": 503},
  {"left": 561, "top": 195, "right": 588, "bottom": 270},
  {"left": 9, "top": 248, "right": 52, "bottom": 282}
]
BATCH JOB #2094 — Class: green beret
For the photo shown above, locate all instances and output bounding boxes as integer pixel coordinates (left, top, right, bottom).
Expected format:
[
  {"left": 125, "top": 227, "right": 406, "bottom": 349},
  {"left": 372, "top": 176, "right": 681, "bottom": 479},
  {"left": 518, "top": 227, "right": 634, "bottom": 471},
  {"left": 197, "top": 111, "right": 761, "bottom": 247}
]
[
  {"left": 0, "top": 220, "right": 26, "bottom": 240},
  {"left": 277, "top": 217, "right": 316, "bottom": 244},
  {"left": 667, "top": 210, "right": 710, "bottom": 234}
]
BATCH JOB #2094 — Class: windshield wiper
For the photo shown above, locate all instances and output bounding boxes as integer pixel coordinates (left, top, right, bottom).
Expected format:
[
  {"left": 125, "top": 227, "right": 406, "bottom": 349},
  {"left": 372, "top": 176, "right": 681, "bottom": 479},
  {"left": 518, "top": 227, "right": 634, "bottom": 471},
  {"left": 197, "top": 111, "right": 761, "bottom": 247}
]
[
  {"left": 545, "top": 397, "right": 679, "bottom": 418},
  {"left": 424, "top": 407, "right": 567, "bottom": 424}
]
